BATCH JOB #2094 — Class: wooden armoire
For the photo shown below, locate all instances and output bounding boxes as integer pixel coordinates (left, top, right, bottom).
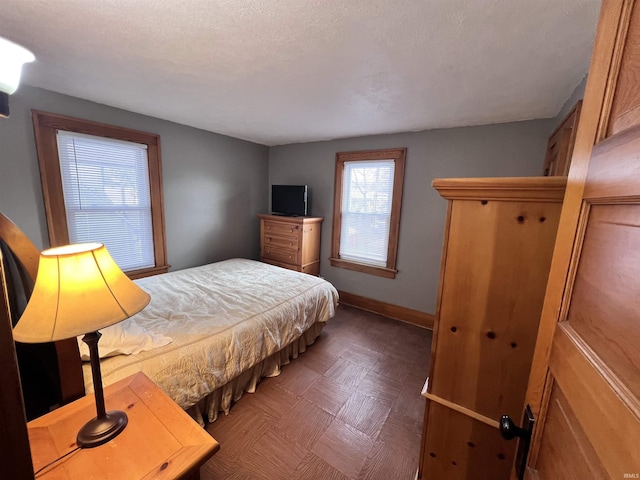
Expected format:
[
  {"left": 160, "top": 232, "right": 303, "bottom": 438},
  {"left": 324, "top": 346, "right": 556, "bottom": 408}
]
[
  {"left": 418, "top": 177, "right": 566, "bottom": 479},
  {"left": 420, "top": 0, "right": 640, "bottom": 478}
]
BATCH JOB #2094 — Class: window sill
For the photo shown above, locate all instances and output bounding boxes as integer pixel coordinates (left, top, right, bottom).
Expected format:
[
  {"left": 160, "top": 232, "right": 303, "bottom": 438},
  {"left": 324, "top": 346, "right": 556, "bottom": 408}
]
[
  {"left": 126, "top": 264, "right": 170, "bottom": 280},
  {"left": 329, "top": 257, "right": 397, "bottom": 279}
]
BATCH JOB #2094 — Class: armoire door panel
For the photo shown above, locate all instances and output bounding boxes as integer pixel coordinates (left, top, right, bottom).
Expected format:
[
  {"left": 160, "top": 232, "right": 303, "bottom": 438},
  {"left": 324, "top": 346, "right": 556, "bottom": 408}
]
[
  {"left": 534, "top": 383, "right": 607, "bottom": 479},
  {"left": 607, "top": 1, "right": 640, "bottom": 137},
  {"left": 585, "top": 123, "right": 640, "bottom": 199},
  {"left": 566, "top": 203, "right": 640, "bottom": 401},
  {"left": 548, "top": 326, "right": 640, "bottom": 476}
]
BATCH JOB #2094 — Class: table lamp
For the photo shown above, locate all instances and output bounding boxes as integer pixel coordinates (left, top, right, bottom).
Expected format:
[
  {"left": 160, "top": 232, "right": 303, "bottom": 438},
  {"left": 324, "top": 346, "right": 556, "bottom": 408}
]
[{"left": 13, "top": 243, "right": 150, "bottom": 448}]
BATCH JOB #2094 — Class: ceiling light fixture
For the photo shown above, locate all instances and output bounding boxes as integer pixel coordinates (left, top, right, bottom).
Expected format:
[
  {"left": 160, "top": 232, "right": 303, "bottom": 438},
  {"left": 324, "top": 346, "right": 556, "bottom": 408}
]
[{"left": 0, "top": 37, "right": 35, "bottom": 118}]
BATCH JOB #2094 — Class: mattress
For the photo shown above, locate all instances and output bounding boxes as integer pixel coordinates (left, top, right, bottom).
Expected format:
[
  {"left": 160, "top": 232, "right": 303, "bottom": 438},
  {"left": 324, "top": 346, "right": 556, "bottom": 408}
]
[{"left": 83, "top": 258, "right": 338, "bottom": 410}]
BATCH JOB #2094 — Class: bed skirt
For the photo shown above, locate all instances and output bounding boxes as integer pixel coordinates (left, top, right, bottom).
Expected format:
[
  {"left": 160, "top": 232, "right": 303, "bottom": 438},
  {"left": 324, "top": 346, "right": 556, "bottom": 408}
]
[{"left": 187, "top": 321, "right": 325, "bottom": 425}]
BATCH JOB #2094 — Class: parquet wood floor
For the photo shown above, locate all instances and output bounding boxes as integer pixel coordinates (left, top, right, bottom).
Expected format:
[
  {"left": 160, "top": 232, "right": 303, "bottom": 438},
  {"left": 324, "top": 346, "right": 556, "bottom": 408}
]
[{"left": 201, "top": 304, "right": 432, "bottom": 479}]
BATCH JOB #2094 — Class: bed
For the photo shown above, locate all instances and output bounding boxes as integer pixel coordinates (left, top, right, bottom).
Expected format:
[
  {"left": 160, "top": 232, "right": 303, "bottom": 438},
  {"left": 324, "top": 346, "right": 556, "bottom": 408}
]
[{"left": 0, "top": 213, "right": 338, "bottom": 424}]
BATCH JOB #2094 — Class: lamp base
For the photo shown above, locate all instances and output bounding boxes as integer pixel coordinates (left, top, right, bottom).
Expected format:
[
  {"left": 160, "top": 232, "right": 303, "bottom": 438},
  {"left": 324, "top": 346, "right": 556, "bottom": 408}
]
[{"left": 76, "top": 410, "right": 128, "bottom": 448}]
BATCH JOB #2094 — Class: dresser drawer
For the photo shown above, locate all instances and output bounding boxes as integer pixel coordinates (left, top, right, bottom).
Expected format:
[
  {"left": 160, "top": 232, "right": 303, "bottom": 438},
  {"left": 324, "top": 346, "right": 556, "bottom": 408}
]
[
  {"left": 263, "top": 220, "right": 301, "bottom": 237},
  {"left": 262, "top": 258, "right": 302, "bottom": 272},
  {"left": 263, "top": 247, "right": 299, "bottom": 265},
  {"left": 264, "top": 234, "right": 299, "bottom": 251},
  {"left": 262, "top": 258, "right": 319, "bottom": 276}
]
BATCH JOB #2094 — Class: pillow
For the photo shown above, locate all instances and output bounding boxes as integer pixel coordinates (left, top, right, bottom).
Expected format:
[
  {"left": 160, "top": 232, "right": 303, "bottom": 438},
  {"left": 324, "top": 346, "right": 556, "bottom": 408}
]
[{"left": 77, "top": 318, "right": 172, "bottom": 360}]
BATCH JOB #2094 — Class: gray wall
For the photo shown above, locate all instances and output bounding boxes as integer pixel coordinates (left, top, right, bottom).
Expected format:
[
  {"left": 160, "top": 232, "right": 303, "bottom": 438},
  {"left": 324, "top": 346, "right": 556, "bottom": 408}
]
[
  {"left": 0, "top": 85, "right": 269, "bottom": 270},
  {"left": 1, "top": 84, "right": 562, "bottom": 315},
  {"left": 269, "top": 119, "right": 555, "bottom": 314}
]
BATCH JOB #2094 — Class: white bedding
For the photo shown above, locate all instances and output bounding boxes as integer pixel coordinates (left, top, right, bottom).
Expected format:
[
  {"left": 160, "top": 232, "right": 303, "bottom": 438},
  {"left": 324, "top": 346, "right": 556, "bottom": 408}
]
[{"left": 84, "top": 258, "right": 338, "bottom": 411}]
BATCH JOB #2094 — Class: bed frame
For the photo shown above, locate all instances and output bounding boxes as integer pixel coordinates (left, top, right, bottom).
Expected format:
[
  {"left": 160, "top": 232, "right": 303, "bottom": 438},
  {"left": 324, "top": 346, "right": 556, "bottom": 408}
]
[
  {"left": 0, "top": 213, "right": 85, "bottom": 417},
  {"left": 2, "top": 212, "right": 335, "bottom": 425}
]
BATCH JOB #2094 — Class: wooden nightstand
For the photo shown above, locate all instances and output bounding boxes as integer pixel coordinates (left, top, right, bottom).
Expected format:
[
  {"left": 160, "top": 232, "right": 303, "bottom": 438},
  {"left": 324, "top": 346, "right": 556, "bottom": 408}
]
[{"left": 27, "top": 372, "right": 219, "bottom": 479}]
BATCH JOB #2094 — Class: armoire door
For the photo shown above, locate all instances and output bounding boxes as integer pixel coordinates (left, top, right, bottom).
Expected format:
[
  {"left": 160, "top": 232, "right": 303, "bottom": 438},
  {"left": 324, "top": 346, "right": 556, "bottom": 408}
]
[
  {"left": 519, "top": 0, "right": 640, "bottom": 476},
  {"left": 526, "top": 121, "right": 640, "bottom": 479}
]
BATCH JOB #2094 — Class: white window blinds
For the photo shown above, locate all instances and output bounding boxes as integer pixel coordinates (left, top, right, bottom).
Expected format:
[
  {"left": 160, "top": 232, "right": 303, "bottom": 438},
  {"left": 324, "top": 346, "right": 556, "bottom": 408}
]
[
  {"left": 56, "top": 131, "right": 155, "bottom": 272},
  {"left": 339, "top": 160, "right": 395, "bottom": 267}
]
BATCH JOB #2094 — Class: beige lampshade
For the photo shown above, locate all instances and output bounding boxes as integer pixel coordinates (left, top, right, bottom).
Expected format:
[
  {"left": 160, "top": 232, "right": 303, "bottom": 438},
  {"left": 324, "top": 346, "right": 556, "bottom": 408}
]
[{"left": 13, "top": 242, "right": 150, "bottom": 343}]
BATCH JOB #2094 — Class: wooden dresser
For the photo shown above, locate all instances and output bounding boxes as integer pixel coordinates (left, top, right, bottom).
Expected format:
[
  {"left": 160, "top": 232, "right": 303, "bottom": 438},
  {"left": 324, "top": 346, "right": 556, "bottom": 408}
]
[
  {"left": 258, "top": 214, "right": 323, "bottom": 275},
  {"left": 418, "top": 177, "right": 566, "bottom": 480},
  {"left": 542, "top": 100, "right": 582, "bottom": 176}
]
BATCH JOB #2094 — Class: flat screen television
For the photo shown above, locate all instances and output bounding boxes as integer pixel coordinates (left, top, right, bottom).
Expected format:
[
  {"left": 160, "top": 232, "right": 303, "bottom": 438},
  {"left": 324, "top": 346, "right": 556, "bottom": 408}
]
[{"left": 271, "top": 185, "right": 308, "bottom": 216}]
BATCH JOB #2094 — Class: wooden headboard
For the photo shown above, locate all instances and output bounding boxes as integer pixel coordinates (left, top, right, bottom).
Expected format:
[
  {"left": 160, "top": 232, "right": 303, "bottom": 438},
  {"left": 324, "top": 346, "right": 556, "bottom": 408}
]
[{"left": 0, "top": 213, "right": 85, "bottom": 418}]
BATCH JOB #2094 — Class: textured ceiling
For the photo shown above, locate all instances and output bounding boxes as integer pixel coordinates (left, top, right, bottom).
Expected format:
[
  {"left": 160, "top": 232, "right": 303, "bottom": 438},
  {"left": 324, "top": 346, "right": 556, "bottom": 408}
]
[{"left": 2, "top": 0, "right": 600, "bottom": 146}]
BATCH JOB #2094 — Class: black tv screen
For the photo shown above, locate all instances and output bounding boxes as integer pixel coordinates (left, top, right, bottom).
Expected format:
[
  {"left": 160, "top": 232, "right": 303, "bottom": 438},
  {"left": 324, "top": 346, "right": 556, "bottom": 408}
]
[{"left": 271, "top": 185, "right": 308, "bottom": 216}]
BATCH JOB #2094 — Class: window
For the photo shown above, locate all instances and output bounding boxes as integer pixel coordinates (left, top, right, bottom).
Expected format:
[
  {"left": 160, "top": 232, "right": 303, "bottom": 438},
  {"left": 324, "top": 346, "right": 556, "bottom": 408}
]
[
  {"left": 32, "top": 110, "right": 168, "bottom": 279},
  {"left": 330, "top": 148, "right": 406, "bottom": 278}
]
